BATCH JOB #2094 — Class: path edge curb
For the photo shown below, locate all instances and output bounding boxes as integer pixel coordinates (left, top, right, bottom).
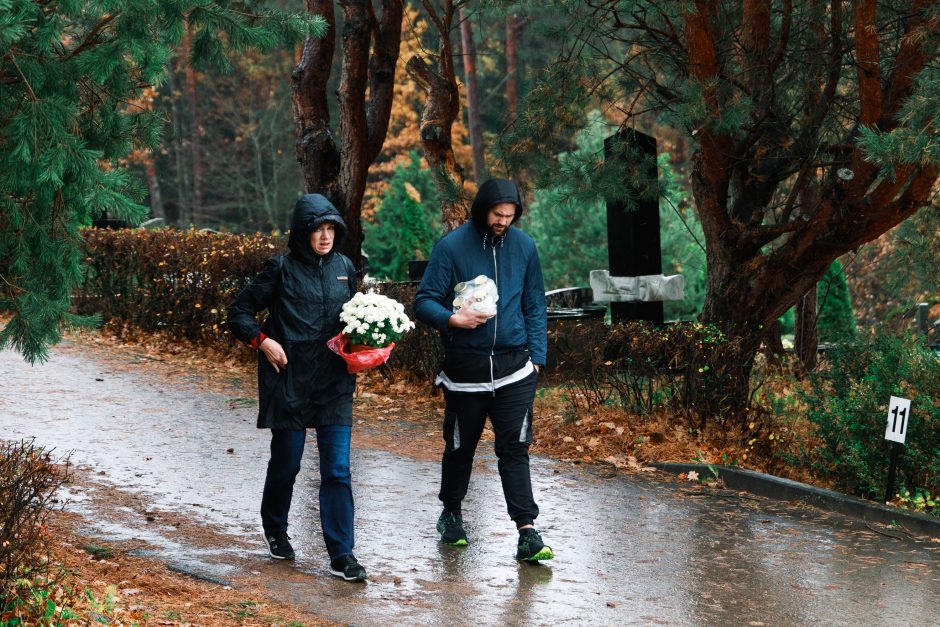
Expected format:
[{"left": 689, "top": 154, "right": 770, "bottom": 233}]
[{"left": 652, "top": 462, "right": 940, "bottom": 537}]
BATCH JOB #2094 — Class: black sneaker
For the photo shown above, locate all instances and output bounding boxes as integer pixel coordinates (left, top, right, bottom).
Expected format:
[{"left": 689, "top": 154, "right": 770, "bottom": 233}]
[
  {"left": 330, "top": 555, "right": 367, "bottom": 582},
  {"left": 437, "top": 511, "right": 468, "bottom": 546},
  {"left": 516, "top": 528, "right": 554, "bottom": 562},
  {"left": 262, "top": 530, "right": 295, "bottom": 560}
]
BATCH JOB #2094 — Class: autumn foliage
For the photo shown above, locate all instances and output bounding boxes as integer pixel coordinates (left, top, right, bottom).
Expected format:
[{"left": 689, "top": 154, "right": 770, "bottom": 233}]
[
  {"left": 364, "top": 4, "right": 473, "bottom": 218},
  {"left": 1, "top": 440, "right": 67, "bottom": 614}
]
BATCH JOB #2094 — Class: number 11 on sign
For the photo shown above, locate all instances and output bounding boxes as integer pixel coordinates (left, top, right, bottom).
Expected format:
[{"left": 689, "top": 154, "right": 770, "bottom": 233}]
[{"left": 885, "top": 396, "right": 911, "bottom": 444}]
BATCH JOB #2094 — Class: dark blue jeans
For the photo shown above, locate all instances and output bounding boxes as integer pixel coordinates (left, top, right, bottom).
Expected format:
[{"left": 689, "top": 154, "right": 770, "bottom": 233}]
[{"left": 260, "top": 426, "right": 355, "bottom": 560}]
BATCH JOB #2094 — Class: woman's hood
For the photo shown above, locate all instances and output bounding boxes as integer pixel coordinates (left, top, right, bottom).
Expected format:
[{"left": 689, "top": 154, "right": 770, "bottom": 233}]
[{"left": 288, "top": 194, "right": 348, "bottom": 262}]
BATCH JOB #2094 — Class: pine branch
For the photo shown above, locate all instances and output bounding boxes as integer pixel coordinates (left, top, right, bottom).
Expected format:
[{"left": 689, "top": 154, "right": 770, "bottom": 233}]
[
  {"left": 8, "top": 52, "right": 37, "bottom": 101},
  {"left": 67, "top": 12, "right": 120, "bottom": 60}
]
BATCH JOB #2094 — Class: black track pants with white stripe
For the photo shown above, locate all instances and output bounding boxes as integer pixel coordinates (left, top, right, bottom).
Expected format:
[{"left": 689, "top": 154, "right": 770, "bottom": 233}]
[{"left": 439, "top": 370, "right": 539, "bottom": 527}]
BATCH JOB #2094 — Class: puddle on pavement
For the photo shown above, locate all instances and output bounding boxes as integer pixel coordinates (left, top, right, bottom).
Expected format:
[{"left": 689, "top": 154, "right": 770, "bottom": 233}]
[{"left": 7, "top": 346, "right": 940, "bottom": 625}]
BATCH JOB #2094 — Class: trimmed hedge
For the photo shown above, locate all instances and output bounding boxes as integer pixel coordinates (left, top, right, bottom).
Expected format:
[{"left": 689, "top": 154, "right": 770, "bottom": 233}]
[
  {"left": 76, "top": 229, "right": 444, "bottom": 378},
  {"left": 75, "top": 229, "right": 755, "bottom": 423},
  {"left": 77, "top": 228, "right": 282, "bottom": 343}
]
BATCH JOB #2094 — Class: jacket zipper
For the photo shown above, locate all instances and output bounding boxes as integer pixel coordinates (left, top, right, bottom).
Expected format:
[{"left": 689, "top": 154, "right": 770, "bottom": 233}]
[
  {"left": 318, "top": 256, "right": 327, "bottom": 324},
  {"left": 490, "top": 243, "right": 498, "bottom": 395}
]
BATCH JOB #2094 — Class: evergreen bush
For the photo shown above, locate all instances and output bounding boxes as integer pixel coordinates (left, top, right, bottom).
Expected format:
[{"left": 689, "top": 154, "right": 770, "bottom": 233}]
[
  {"left": 364, "top": 152, "right": 440, "bottom": 281},
  {"left": 800, "top": 332, "right": 940, "bottom": 501},
  {"left": 816, "top": 259, "right": 857, "bottom": 343}
]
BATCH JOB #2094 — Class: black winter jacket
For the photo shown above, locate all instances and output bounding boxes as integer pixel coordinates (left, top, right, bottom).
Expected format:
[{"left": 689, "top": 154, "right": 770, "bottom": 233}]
[{"left": 227, "top": 194, "right": 358, "bottom": 429}]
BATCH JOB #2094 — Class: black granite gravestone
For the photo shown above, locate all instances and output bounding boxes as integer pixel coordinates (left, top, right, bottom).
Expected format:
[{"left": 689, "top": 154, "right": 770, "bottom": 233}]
[{"left": 603, "top": 129, "right": 663, "bottom": 324}]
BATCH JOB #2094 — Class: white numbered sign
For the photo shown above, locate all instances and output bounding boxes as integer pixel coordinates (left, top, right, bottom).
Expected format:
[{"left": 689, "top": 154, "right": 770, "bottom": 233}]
[{"left": 885, "top": 396, "right": 911, "bottom": 444}]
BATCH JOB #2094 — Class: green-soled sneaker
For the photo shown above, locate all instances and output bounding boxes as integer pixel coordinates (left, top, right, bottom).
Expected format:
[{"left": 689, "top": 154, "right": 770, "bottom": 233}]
[
  {"left": 516, "top": 528, "right": 554, "bottom": 561},
  {"left": 437, "top": 511, "right": 469, "bottom": 546}
]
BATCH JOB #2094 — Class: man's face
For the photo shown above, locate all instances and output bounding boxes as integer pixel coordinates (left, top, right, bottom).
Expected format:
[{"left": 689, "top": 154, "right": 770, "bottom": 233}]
[
  {"left": 309, "top": 222, "right": 335, "bottom": 256},
  {"left": 486, "top": 203, "right": 516, "bottom": 237}
]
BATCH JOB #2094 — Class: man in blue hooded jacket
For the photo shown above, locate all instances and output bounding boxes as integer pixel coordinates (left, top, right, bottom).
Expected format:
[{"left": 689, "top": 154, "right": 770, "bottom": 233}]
[{"left": 414, "top": 178, "right": 553, "bottom": 562}]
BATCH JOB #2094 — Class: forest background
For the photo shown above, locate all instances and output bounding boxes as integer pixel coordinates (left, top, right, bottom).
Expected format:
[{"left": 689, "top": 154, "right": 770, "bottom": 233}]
[
  {"left": 3, "top": 0, "right": 939, "bottom": 483},
  {"left": 3, "top": 0, "right": 940, "bottom": 488},
  {"left": 2, "top": 1, "right": 940, "bottom": 619}
]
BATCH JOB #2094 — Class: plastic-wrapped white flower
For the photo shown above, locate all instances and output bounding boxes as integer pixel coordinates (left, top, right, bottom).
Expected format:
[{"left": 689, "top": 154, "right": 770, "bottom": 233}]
[{"left": 453, "top": 274, "right": 498, "bottom": 315}]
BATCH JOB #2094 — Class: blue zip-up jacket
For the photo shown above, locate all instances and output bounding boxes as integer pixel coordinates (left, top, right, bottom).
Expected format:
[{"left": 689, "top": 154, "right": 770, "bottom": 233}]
[{"left": 413, "top": 179, "right": 547, "bottom": 366}]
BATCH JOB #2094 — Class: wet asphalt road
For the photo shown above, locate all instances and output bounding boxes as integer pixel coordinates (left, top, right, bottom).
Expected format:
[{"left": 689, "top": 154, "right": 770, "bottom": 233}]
[{"left": 5, "top": 342, "right": 940, "bottom": 626}]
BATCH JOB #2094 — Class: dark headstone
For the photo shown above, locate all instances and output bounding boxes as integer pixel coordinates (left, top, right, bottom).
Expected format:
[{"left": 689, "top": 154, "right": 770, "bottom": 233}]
[
  {"left": 604, "top": 129, "right": 663, "bottom": 325},
  {"left": 91, "top": 211, "right": 129, "bottom": 229},
  {"left": 408, "top": 259, "right": 429, "bottom": 281}
]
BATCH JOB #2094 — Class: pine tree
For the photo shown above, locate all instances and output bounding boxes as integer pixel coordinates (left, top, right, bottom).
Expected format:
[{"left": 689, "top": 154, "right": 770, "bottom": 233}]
[
  {"left": 364, "top": 152, "right": 440, "bottom": 280},
  {"left": 499, "top": 0, "right": 940, "bottom": 410},
  {"left": 0, "top": 0, "right": 323, "bottom": 363},
  {"left": 817, "top": 259, "right": 857, "bottom": 343}
]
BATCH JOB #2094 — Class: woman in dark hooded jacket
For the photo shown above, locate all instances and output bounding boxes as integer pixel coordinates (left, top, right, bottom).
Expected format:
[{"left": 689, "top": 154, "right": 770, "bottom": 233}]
[{"left": 227, "top": 193, "right": 367, "bottom": 582}]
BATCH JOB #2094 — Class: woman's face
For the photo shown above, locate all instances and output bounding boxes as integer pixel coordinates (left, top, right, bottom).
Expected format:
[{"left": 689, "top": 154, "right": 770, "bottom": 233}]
[{"left": 310, "top": 222, "right": 335, "bottom": 256}]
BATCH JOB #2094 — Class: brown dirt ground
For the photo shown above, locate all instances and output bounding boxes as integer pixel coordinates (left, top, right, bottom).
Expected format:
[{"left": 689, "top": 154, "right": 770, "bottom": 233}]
[
  {"left": 18, "top": 323, "right": 820, "bottom": 624},
  {"left": 43, "top": 511, "right": 335, "bottom": 627}
]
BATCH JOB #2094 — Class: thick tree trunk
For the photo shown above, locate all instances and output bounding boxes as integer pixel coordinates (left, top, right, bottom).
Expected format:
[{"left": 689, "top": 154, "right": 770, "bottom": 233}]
[
  {"left": 292, "top": 0, "right": 340, "bottom": 199},
  {"left": 407, "top": 0, "right": 469, "bottom": 233},
  {"left": 795, "top": 288, "right": 819, "bottom": 371},
  {"left": 459, "top": 8, "right": 486, "bottom": 183},
  {"left": 762, "top": 319, "right": 785, "bottom": 362},
  {"left": 291, "top": 0, "right": 404, "bottom": 270}
]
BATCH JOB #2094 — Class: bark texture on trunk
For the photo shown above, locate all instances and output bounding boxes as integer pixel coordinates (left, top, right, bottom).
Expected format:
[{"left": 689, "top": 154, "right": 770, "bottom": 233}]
[
  {"left": 795, "top": 288, "right": 819, "bottom": 372},
  {"left": 406, "top": 0, "right": 469, "bottom": 233},
  {"left": 291, "top": 0, "right": 404, "bottom": 270},
  {"left": 182, "top": 28, "right": 203, "bottom": 224}
]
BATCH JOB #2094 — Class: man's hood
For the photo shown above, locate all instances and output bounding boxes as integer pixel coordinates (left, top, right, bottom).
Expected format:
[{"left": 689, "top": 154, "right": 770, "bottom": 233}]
[
  {"left": 469, "top": 179, "right": 524, "bottom": 230},
  {"left": 288, "top": 194, "right": 347, "bottom": 262}
]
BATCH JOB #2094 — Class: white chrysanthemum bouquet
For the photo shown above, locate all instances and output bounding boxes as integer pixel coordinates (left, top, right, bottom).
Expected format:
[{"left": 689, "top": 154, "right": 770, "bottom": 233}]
[
  {"left": 329, "top": 290, "right": 414, "bottom": 373},
  {"left": 339, "top": 290, "right": 415, "bottom": 348}
]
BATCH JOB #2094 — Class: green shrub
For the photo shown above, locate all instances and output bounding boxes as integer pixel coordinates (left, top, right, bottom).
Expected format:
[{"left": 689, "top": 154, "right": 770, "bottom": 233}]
[
  {"left": 364, "top": 152, "right": 440, "bottom": 281},
  {"left": 800, "top": 332, "right": 940, "bottom": 501},
  {"left": 816, "top": 259, "right": 857, "bottom": 343}
]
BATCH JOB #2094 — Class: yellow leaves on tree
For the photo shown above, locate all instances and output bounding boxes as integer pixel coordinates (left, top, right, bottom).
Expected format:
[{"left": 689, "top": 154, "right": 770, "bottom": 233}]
[{"left": 364, "top": 4, "right": 472, "bottom": 220}]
